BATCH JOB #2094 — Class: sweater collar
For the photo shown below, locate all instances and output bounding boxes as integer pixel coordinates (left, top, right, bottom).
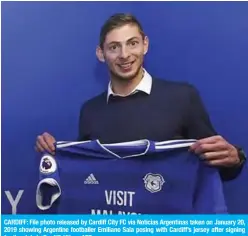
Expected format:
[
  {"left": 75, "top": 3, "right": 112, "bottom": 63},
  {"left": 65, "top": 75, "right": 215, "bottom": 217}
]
[{"left": 107, "top": 68, "right": 152, "bottom": 103}]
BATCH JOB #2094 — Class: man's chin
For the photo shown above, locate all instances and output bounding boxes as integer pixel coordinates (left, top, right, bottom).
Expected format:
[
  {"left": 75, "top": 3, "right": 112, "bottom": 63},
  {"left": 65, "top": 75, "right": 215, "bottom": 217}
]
[
  {"left": 112, "top": 69, "right": 140, "bottom": 81},
  {"left": 118, "top": 73, "right": 136, "bottom": 81}
]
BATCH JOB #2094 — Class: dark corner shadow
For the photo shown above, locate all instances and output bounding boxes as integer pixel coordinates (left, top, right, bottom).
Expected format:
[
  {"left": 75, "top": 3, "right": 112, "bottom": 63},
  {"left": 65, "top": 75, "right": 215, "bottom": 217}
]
[{"left": 94, "top": 60, "right": 109, "bottom": 88}]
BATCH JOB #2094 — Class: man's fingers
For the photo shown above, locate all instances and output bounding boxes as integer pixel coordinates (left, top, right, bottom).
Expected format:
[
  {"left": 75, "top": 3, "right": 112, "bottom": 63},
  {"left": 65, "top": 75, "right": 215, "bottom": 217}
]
[
  {"left": 194, "top": 135, "right": 221, "bottom": 145},
  {"left": 201, "top": 151, "right": 228, "bottom": 161},
  {"left": 189, "top": 135, "right": 239, "bottom": 168},
  {"left": 43, "top": 133, "right": 55, "bottom": 152},
  {"left": 37, "top": 135, "right": 52, "bottom": 153},
  {"left": 206, "top": 158, "right": 232, "bottom": 167},
  {"left": 190, "top": 135, "right": 223, "bottom": 150},
  {"left": 192, "top": 142, "right": 227, "bottom": 154},
  {"left": 35, "top": 142, "right": 44, "bottom": 152}
]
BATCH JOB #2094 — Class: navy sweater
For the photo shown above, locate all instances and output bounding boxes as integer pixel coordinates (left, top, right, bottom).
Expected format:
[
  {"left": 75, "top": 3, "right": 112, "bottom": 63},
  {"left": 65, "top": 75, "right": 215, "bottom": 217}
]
[
  {"left": 78, "top": 78, "right": 241, "bottom": 181},
  {"left": 79, "top": 78, "right": 216, "bottom": 142}
]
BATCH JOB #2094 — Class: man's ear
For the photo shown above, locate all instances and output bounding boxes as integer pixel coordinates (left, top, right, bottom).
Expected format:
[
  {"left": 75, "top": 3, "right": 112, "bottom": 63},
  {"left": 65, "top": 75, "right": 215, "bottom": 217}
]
[
  {"left": 143, "top": 36, "right": 149, "bottom": 55},
  {"left": 96, "top": 46, "right": 105, "bottom": 62}
]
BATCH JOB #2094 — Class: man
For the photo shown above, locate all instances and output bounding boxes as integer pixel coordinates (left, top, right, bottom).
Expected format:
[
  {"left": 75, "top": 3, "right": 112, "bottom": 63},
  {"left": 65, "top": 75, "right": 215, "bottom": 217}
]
[{"left": 35, "top": 13, "right": 246, "bottom": 181}]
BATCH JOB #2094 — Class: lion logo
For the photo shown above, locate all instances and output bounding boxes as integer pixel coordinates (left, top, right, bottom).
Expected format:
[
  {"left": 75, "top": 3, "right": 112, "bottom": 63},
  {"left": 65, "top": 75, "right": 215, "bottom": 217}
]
[{"left": 39, "top": 155, "right": 57, "bottom": 174}]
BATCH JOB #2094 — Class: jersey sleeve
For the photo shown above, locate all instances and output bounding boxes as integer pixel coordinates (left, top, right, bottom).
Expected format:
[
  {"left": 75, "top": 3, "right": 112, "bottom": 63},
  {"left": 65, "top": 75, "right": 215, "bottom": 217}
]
[
  {"left": 193, "top": 161, "right": 228, "bottom": 214},
  {"left": 36, "top": 154, "right": 61, "bottom": 210}
]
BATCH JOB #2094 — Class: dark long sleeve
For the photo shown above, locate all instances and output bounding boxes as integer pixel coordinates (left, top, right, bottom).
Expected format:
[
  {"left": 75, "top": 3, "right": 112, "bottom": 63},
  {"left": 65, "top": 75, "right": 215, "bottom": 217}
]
[
  {"left": 76, "top": 79, "right": 244, "bottom": 181},
  {"left": 77, "top": 104, "right": 91, "bottom": 141},
  {"left": 186, "top": 85, "right": 243, "bottom": 181}
]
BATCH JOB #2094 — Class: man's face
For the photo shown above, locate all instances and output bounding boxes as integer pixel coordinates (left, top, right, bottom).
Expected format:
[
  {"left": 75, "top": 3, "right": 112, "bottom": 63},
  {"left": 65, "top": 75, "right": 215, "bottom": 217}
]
[{"left": 99, "top": 24, "right": 149, "bottom": 80}]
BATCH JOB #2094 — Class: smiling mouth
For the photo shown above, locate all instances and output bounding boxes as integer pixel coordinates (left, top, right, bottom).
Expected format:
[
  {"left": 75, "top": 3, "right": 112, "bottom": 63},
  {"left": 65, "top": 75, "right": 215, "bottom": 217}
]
[{"left": 118, "top": 61, "right": 135, "bottom": 69}]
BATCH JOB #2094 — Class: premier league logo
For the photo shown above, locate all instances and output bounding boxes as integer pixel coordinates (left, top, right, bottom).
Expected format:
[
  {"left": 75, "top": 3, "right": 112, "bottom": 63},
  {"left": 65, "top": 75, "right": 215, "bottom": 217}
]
[
  {"left": 143, "top": 173, "right": 165, "bottom": 193},
  {"left": 39, "top": 155, "right": 57, "bottom": 174},
  {"left": 42, "top": 157, "right": 52, "bottom": 169}
]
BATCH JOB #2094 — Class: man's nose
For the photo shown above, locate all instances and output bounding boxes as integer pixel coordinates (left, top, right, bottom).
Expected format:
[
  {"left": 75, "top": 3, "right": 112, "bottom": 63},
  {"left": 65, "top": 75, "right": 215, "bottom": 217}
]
[{"left": 119, "top": 46, "right": 130, "bottom": 59}]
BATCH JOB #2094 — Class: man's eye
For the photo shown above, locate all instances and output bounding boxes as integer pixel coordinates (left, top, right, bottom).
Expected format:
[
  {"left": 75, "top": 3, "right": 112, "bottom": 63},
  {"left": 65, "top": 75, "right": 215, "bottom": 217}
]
[
  {"left": 129, "top": 41, "right": 138, "bottom": 47},
  {"left": 110, "top": 45, "right": 118, "bottom": 50}
]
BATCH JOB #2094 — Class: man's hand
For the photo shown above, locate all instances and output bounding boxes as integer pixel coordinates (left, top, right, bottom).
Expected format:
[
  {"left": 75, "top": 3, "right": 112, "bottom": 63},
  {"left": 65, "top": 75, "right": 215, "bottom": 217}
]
[
  {"left": 190, "top": 135, "right": 240, "bottom": 167},
  {"left": 35, "top": 132, "right": 56, "bottom": 155}
]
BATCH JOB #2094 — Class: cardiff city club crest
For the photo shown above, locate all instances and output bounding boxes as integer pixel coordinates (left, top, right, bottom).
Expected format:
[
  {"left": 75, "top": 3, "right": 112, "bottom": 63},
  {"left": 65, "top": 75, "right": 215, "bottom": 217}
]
[
  {"left": 39, "top": 155, "right": 57, "bottom": 174},
  {"left": 143, "top": 173, "right": 165, "bottom": 193}
]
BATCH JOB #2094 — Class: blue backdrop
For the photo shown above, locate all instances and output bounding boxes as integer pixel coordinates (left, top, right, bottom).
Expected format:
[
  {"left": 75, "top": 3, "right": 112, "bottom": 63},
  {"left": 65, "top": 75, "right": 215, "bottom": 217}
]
[{"left": 2, "top": 1, "right": 248, "bottom": 214}]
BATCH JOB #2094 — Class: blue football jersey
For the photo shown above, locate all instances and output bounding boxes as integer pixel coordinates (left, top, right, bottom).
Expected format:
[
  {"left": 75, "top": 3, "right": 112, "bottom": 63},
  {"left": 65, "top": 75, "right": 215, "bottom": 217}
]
[{"left": 36, "top": 139, "right": 227, "bottom": 214}]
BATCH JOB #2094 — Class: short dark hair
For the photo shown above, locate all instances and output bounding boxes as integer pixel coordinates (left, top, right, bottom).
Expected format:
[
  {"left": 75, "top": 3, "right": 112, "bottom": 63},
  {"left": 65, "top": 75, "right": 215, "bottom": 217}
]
[{"left": 99, "top": 13, "right": 145, "bottom": 49}]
